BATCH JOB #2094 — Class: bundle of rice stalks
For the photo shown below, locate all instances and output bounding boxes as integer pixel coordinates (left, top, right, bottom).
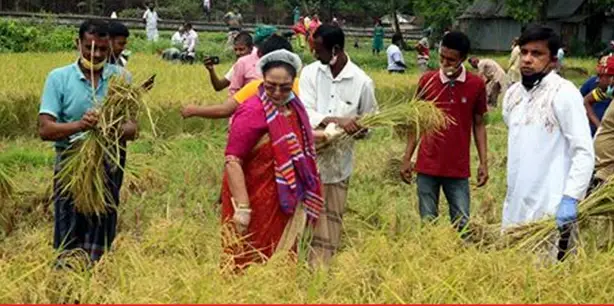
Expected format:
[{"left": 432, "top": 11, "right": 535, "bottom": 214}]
[
  {"left": 0, "top": 165, "right": 14, "bottom": 199},
  {"left": 494, "top": 179, "right": 614, "bottom": 252},
  {"left": 55, "top": 76, "right": 155, "bottom": 216},
  {"left": 316, "top": 98, "right": 451, "bottom": 152},
  {"left": 381, "top": 154, "right": 403, "bottom": 184}
]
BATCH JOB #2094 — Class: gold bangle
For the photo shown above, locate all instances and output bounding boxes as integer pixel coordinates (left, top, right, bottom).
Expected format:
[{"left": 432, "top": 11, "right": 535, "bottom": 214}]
[{"left": 231, "top": 197, "right": 250, "bottom": 209}]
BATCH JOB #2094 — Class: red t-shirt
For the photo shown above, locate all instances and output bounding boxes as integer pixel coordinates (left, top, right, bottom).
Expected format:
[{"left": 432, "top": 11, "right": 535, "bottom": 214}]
[{"left": 414, "top": 69, "right": 487, "bottom": 178}]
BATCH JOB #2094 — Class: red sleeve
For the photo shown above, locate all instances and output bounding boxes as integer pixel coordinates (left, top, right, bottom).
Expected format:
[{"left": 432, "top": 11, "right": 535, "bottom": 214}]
[
  {"left": 225, "top": 101, "right": 266, "bottom": 160},
  {"left": 474, "top": 79, "right": 488, "bottom": 115}
]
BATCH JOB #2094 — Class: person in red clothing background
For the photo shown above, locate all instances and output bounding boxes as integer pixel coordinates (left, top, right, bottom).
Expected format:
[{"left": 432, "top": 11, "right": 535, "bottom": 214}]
[{"left": 400, "top": 31, "right": 489, "bottom": 233}]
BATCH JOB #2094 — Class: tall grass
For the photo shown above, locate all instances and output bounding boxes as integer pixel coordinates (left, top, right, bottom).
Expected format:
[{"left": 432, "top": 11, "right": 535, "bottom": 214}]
[{"left": 0, "top": 48, "right": 611, "bottom": 303}]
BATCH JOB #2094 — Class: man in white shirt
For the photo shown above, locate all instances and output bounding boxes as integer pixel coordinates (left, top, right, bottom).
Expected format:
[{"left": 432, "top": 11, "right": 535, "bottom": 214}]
[
  {"left": 142, "top": 2, "right": 159, "bottom": 42},
  {"left": 386, "top": 33, "right": 406, "bottom": 73},
  {"left": 299, "top": 24, "right": 378, "bottom": 266},
  {"left": 182, "top": 23, "right": 198, "bottom": 63},
  {"left": 502, "top": 26, "right": 594, "bottom": 261},
  {"left": 171, "top": 26, "right": 185, "bottom": 48}
]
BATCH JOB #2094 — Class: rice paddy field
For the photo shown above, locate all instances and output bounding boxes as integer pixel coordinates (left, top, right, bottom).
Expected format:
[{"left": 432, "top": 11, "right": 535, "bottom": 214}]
[{"left": 1, "top": 34, "right": 613, "bottom": 303}]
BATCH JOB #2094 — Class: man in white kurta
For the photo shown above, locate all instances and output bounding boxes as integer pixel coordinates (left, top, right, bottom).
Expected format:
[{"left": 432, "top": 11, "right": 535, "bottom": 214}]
[
  {"left": 502, "top": 72, "right": 594, "bottom": 229},
  {"left": 143, "top": 3, "right": 159, "bottom": 42}
]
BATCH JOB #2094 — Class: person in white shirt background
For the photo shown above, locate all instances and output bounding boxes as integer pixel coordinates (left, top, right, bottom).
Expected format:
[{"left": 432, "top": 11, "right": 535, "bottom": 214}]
[
  {"left": 182, "top": 23, "right": 199, "bottom": 63},
  {"left": 171, "top": 26, "right": 186, "bottom": 48},
  {"left": 299, "top": 24, "right": 378, "bottom": 267},
  {"left": 386, "top": 33, "right": 406, "bottom": 74},
  {"left": 502, "top": 25, "right": 594, "bottom": 262},
  {"left": 142, "top": 2, "right": 160, "bottom": 42}
]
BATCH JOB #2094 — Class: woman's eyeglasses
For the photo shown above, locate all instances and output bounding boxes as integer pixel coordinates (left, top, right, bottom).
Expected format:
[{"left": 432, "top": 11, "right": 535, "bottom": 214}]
[{"left": 264, "top": 82, "right": 293, "bottom": 94}]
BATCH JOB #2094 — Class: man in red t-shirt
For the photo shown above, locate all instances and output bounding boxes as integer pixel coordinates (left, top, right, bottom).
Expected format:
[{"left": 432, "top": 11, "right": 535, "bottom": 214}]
[{"left": 400, "top": 31, "right": 489, "bottom": 233}]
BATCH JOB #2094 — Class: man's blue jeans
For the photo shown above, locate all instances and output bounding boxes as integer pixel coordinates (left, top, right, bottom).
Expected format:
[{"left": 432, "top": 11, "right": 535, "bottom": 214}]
[{"left": 416, "top": 173, "right": 470, "bottom": 231}]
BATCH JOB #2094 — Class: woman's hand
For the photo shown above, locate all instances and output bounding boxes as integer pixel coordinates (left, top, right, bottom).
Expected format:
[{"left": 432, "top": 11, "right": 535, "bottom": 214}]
[{"left": 232, "top": 198, "right": 251, "bottom": 235}]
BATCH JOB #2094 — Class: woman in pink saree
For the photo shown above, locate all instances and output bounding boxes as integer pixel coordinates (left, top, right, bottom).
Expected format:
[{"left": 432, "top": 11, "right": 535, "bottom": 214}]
[{"left": 220, "top": 50, "right": 324, "bottom": 270}]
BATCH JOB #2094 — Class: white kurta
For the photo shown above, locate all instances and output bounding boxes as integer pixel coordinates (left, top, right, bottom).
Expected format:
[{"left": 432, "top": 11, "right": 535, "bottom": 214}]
[
  {"left": 502, "top": 72, "right": 594, "bottom": 229},
  {"left": 143, "top": 9, "right": 159, "bottom": 41}
]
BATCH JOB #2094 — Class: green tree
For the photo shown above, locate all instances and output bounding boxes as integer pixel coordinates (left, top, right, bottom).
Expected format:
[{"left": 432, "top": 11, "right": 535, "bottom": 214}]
[{"left": 413, "top": 0, "right": 473, "bottom": 34}]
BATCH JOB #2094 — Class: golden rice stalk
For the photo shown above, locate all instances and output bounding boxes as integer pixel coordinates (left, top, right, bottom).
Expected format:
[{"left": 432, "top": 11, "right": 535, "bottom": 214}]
[
  {"left": 316, "top": 98, "right": 451, "bottom": 152},
  {"left": 494, "top": 179, "right": 614, "bottom": 251},
  {"left": 0, "top": 165, "right": 14, "bottom": 199},
  {"left": 55, "top": 76, "right": 154, "bottom": 216}
]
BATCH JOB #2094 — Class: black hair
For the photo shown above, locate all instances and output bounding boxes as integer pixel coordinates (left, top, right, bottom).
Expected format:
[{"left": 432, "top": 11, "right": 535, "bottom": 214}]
[
  {"left": 234, "top": 31, "right": 254, "bottom": 47},
  {"left": 262, "top": 61, "right": 297, "bottom": 79},
  {"left": 392, "top": 33, "right": 403, "bottom": 45},
  {"left": 79, "top": 19, "right": 109, "bottom": 39},
  {"left": 108, "top": 21, "right": 130, "bottom": 38},
  {"left": 313, "top": 24, "right": 345, "bottom": 50},
  {"left": 184, "top": 23, "right": 193, "bottom": 30},
  {"left": 518, "top": 25, "right": 561, "bottom": 58},
  {"left": 259, "top": 34, "right": 293, "bottom": 56},
  {"left": 441, "top": 31, "right": 471, "bottom": 58}
]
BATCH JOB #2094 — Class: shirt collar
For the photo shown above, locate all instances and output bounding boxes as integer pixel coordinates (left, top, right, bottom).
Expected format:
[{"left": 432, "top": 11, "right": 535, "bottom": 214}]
[
  {"left": 439, "top": 65, "right": 467, "bottom": 84},
  {"left": 519, "top": 70, "right": 559, "bottom": 94},
  {"left": 318, "top": 54, "right": 356, "bottom": 81}
]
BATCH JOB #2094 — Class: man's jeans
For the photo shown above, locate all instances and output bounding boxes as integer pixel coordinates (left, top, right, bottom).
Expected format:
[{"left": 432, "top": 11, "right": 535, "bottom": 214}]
[{"left": 416, "top": 173, "right": 470, "bottom": 231}]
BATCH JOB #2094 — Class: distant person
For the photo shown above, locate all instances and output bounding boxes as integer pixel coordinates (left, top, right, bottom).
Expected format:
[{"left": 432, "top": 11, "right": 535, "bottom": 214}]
[
  {"left": 292, "top": 17, "right": 307, "bottom": 49},
  {"left": 372, "top": 19, "right": 384, "bottom": 56},
  {"left": 293, "top": 6, "right": 301, "bottom": 24},
  {"left": 161, "top": 27, "right": 185, "bottom": 62},
  {"left": 386, "top": 33, "right": 406, "bottom": 73},
  {"left": 585, "top": 55, "right": 614, "bottom": 194},
  {"left": 224, "top": 8, "right": 243, "bottom": 50},
  {"left": 307, "top": 14, "right": 321, "bottom": 52},
  {"left": 224, "top": 8, "right": 243, "bottom": 31},
  {"left": 501, "top": 26, "right": 593, "bottom": 261},
  {"left": 400, "top": 31, "right": 489, "bottom": 234},
  {"left": 205, "top": 31, "right": 254, "bottom": 92},
  {"left": 142, "top": 2, "right": 160, "bottom": 42},
  {"left": 507, "top": 37, "right": 521, "bottom": 87},
  {"left": 415, "top": 33, "right": 430, "bottom": 72},
  {"left": 108, "top": 21, "right": 130, "bottom": 67},
  {"left": 300, "top": 25, "right": 378, "bottom": 267},
  {"left": 182, "top": 23, "right": 199, "bottom": 63},
  {"left": 203, "top": 0, "right": 211, "bottom": 20},
  {"left": 171, "top": 26, "right": 186, "bottom": 47},
  {"left": 582, "top": 55, "right": 613, "bottom": 136},
  {"left": 38, "top": 20, "right": 136, "bottom": 266},
  {"left": 469, "top": 57, "right": 506, "bottom": 108}
]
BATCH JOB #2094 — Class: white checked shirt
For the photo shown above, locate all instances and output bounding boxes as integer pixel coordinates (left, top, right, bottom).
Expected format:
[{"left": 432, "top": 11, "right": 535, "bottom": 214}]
[{"left": 299, "top": 58, "right": 378, "bottom": 184}]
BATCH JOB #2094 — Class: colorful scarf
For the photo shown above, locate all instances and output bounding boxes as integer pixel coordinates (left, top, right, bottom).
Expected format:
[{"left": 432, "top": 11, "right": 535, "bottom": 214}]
[{"left": 258, "top": 85, "right": 324, "bottom": 222}]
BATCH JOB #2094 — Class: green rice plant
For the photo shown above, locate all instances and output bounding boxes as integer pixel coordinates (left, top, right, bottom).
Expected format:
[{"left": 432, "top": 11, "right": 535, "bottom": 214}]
[{"left": 55, "top": 77, "right": 154, "bottom": 216}]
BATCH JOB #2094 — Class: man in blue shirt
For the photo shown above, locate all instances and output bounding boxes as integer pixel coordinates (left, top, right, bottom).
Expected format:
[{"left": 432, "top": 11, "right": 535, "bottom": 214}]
[
  {"left": 38, "top": 19, "right": 137, "bottom": 266},
  {"left": 582, "top": 56, "right": 613, "bottom": 136}
]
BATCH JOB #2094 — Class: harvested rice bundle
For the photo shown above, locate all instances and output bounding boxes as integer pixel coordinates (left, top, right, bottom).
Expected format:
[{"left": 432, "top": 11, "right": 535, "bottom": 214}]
[
  {"left": 55, "top": 76, "right": 154, "bottom": 216},
  {"left": 315, "top": 98, "right": 450, "bottom": 152},
  {"left": 494, "top": 179, "right": 614, "bottom": 251},
  {"left": 0, "top": 165, "right": 14, "bottom": 199}
]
